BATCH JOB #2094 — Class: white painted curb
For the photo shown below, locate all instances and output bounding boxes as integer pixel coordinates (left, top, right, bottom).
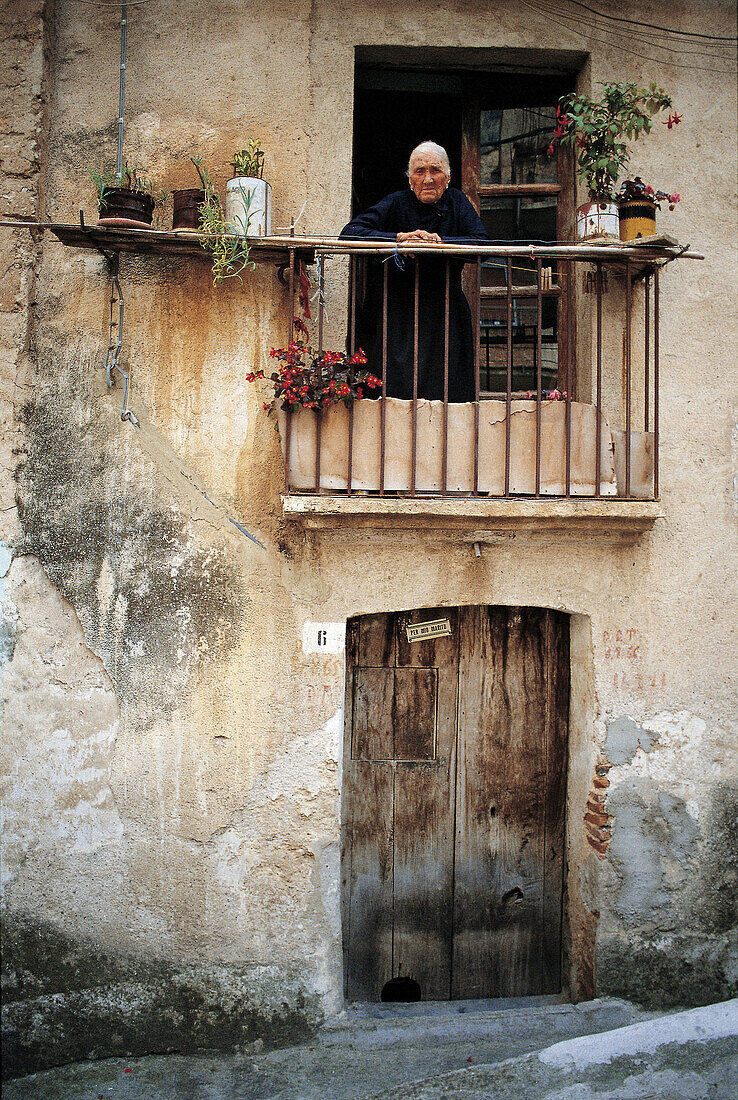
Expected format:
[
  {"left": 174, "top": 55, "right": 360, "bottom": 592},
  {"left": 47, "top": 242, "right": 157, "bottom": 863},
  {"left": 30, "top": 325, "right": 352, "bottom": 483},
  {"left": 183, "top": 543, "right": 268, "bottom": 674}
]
[{"left": 538, "top": 999, "right": 738, "bottom": 1071}]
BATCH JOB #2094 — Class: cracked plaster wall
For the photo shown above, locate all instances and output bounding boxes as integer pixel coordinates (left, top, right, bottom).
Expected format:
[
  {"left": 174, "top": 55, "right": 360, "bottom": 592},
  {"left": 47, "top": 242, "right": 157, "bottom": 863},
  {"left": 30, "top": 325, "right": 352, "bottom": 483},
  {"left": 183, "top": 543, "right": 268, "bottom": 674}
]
[{"left": 1, "top": 0, "right": 737, "bottom": 1078}]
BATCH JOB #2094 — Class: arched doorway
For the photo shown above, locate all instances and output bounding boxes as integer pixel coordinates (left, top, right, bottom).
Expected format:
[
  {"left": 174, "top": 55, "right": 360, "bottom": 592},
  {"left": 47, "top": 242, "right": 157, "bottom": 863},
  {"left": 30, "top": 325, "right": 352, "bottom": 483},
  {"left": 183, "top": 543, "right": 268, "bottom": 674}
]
[{"left": 341, "top": 605, "right": 570, "bottom": 1001}]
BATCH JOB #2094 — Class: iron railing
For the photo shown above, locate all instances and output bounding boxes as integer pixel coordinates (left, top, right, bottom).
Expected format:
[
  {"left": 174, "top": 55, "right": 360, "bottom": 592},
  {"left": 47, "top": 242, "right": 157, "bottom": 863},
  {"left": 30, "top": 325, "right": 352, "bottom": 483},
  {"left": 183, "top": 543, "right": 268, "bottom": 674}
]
[{"left": 277, "top": 239, "right": 682, "bottom": 501}]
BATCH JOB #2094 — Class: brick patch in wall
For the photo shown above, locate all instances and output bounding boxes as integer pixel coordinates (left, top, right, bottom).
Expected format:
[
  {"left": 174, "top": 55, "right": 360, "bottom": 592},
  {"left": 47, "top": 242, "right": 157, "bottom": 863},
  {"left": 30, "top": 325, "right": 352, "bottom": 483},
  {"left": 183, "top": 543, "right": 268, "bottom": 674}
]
[{"left": 585, "top": 756, "right": 614, "bottom": 858}]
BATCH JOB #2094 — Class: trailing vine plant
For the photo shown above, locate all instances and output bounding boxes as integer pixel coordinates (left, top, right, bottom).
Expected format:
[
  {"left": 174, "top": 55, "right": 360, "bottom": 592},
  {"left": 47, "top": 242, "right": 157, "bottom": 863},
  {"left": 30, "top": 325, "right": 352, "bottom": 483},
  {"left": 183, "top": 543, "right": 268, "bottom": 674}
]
[{"left": 191, "top": 156, "right": 255, "bottom": 285}]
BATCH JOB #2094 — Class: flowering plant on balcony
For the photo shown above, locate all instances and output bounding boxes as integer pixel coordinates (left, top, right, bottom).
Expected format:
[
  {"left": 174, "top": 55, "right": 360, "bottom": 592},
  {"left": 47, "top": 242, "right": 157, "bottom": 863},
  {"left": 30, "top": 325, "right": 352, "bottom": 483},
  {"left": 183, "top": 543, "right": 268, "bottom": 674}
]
[
  {"left": 616, "top": 176, "right": 680, "bottom": 210},
  {"left": 549, "top": 82, "right": 678, "bottom": 201},
  {"left": 524, "top": 389, "right": 568, "bottom": 400},
  {"left": 254, "top": 343, "right": 382, "bottom": 412}
]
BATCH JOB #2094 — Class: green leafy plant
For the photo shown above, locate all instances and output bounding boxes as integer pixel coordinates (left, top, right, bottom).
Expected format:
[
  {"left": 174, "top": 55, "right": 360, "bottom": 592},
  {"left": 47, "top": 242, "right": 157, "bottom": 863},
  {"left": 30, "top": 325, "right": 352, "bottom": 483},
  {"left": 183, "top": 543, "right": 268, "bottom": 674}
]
[
  {"left": 230, "top": 140, "right": 265, "bottom": 179},
  {"left": 549, "top": 82, "right": 677, "bottom": 201},
  {"left": 90, "top": 162, "right": 168, "bottom": 209},
  {"left": 191, "top": 156, "right": 255, "bottom": 285},
  {"left": 617, "top": 175, "right": 680, "bottom": 210}
]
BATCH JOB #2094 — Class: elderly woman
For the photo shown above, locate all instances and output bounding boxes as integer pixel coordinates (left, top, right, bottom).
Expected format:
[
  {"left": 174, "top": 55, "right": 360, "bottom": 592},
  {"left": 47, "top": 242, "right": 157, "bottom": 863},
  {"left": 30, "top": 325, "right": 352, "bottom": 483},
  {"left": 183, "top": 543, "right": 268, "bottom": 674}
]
[{"left": 340, "top": 141, "right": 487, "bottom": 402}]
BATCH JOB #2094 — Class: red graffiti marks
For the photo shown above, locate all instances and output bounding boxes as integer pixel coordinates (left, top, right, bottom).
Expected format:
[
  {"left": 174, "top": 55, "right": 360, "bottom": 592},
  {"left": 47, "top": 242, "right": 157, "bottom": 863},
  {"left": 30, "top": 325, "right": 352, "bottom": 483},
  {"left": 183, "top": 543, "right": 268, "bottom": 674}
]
[
  {"left": 602, "top": 628, "right": 666, "bottom": 694},
  {"left": 290, "top": 641, "right": 344, "bottom": 727}
]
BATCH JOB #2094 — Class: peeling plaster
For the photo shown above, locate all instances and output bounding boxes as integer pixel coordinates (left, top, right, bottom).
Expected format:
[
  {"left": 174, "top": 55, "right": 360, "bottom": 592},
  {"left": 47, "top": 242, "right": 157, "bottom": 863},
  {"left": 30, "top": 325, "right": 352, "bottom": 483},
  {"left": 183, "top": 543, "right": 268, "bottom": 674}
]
[{"left": 607, "top": 711, "right": 730, "bottom": 822}]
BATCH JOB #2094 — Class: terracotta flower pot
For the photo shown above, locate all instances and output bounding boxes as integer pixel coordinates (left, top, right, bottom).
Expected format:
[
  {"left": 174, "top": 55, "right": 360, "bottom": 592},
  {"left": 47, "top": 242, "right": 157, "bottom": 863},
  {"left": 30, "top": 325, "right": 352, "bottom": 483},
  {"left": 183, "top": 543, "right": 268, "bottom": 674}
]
[
  {"left": 97, "top": 187, "right": 155, "bottom": 229},
  {"left": 618, "top": 198, "right": 657, "bottom": 241},
  {"left": 172, "top": 188, "right": 206, "bottom": 231}
]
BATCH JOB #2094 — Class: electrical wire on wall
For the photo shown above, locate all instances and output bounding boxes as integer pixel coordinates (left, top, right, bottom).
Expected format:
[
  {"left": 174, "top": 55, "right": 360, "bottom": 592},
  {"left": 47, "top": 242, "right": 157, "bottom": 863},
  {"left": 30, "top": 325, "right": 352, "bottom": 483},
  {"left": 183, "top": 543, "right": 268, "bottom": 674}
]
[{"left": 518, "top": 0, "right": 737, "bottom": 74}]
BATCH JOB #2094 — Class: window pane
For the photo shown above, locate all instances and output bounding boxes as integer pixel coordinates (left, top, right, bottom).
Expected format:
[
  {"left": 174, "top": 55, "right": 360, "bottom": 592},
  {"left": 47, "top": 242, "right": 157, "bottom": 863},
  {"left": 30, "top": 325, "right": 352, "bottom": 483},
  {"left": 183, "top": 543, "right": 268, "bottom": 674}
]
[
  {"left": 480, "top": 107, "right": 558, "bottom": 186},
  {"left": 480, "top": 195, "right": 558, "bottom": 245},
  {"left": 479, "top": 297, "right": 559, "bottom": 395}
]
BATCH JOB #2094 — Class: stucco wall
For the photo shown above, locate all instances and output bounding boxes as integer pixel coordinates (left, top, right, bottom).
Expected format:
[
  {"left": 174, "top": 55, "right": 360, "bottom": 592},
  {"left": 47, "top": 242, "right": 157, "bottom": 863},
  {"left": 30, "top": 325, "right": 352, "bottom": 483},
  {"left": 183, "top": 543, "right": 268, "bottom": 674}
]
[{"left": 1, "top": 0, "right": 736, "bottom": 1079}]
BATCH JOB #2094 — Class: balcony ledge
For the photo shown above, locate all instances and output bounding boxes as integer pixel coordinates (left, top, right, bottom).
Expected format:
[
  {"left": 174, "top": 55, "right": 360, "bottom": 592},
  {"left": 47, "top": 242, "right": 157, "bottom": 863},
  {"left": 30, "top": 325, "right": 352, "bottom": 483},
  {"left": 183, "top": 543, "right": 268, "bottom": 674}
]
[{"left": 282, "top": 494, "right": 663, "bottom": 542}]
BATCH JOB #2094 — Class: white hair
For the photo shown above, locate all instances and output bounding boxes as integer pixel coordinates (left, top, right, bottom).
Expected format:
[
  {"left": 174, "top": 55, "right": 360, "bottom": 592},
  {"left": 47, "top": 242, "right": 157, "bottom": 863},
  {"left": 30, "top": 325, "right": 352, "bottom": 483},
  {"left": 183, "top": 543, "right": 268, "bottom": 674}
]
[{"left": 406, "top": 141, "right": 451, "bottom": 180}]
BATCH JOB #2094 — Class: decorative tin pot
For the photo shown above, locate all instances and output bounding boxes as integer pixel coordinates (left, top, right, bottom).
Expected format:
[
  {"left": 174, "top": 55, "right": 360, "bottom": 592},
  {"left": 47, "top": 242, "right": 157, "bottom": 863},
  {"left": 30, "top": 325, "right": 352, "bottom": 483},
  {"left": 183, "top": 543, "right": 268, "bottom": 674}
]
[
  {"left": 225, "top": 176, "right": 271, "bottom": 237},
  {"left": 576, "top": 200, "right": 619, "bottom": 241},
  {"left": 618, "top": 198, "right": 657, "bottom": 241},
  {"left": 97, "top": 187, "right": 155, "bottom": 228},
  {"left": 172, "top": 188, "right": 206, "bottom": 231}
]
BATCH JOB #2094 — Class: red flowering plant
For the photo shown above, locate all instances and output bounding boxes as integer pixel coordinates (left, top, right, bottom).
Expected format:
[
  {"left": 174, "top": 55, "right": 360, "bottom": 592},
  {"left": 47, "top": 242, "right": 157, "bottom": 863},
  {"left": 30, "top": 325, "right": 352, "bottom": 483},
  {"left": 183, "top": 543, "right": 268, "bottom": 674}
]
[
  {"left": 549, "top": 82, "right": 679, "bottom": 202},
  {"left": 258, "top": 343, "right": 382, "bottom": 412},
  {"left": 616, "top": 176, "right": 680, "bottom": 211}
]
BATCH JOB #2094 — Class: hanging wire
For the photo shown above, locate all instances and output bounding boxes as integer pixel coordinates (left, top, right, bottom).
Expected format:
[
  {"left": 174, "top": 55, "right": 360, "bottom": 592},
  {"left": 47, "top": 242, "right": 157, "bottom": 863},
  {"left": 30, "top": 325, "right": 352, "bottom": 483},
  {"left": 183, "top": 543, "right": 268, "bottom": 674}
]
[
  {"left": 518, "top": 0, "right": 737, "bottom": 74},
  {"left": 519, "top": 0, "right": 737, "bottom": 61},
  {"left": 549, "top": 0, "right": 737, "bottom": 42}
]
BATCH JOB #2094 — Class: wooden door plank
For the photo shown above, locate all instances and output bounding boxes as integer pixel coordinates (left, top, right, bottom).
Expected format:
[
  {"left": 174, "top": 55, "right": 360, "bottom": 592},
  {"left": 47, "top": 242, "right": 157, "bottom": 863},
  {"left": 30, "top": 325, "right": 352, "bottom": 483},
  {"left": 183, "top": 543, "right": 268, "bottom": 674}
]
[
  {"left": 344, "top": 759, "right": 394, "bottom": 1001},
  {"left": 393, "top": 761, "right": 454, "bottom": 999},
  {"left": 393, "top": 612, "right": 459, "bottom": 1000},
  {"left": 453, "top": 606, "right": 551, "bottom": 998},
  {"left": 356, "top": 612, "right": 396, "bottom": 667},
  {"left": 541, "top": 609, "right": 570, "bottom": 992}
]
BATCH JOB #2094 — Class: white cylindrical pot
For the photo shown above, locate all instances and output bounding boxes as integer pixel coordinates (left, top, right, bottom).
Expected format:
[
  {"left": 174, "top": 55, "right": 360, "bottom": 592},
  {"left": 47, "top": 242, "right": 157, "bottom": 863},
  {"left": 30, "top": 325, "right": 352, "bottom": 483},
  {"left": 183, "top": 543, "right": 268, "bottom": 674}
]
[
  {"left": 225, "top": 177, "right": 272, "bottom": 236},
  {"left": 576, "top": 200, "right": 619, "bottom": 240}
]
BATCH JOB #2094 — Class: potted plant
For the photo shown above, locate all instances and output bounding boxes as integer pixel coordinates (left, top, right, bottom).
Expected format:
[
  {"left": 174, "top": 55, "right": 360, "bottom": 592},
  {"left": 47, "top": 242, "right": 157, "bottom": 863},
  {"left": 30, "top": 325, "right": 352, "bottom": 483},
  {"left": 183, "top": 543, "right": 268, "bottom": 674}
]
[
  {"left": 90, "top": 163, "right": 168, "bottom": 228},
  {"left": 171, "top": 157, "right": 209, "bottom": 231},
  {"left": 253, "top": 343, "right": 381, "bottom": 413},
  {"left": 186, "top": 157, "right": 254, "bottom": 284},
  {"left": 225, "top": 140, "right": 271, "bottom": 237},
  {"left": 616, "top": 175, "right": 681, "bottom": 241},
  {"left": 549, "top": 82, "right": 676, "bottom": 240}
]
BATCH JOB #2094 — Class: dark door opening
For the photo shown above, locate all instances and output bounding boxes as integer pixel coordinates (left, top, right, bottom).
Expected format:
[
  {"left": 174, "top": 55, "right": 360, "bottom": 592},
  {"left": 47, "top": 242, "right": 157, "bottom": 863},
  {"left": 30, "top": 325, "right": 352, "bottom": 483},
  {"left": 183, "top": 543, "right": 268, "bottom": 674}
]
[{"left": 352, "top": 72, "right": 463, "bottom": 214}]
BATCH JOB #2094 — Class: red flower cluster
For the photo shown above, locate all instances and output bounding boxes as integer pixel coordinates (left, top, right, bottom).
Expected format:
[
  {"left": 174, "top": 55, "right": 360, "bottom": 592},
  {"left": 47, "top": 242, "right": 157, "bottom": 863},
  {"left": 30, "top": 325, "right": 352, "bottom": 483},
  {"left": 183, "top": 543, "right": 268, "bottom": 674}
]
[
  {"left": 245, "top": 370, "right": 264, "bottom": 383},
  {"left": 254, "top": 343, "right": 383, "bottom": 412}
]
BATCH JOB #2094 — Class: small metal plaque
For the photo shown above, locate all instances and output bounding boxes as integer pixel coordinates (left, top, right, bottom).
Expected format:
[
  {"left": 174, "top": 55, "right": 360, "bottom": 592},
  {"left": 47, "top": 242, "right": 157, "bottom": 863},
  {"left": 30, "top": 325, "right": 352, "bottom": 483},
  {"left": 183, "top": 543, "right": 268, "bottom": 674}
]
[{"left": 406, "top": 618, "right": 452, "bottom": 643}]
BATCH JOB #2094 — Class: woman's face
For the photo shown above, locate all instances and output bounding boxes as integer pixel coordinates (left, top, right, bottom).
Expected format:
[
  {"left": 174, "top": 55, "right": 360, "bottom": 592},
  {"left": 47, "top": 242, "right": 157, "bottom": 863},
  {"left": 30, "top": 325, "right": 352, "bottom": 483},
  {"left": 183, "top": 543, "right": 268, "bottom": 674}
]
[{"left": 409, "top": 152, "right": 450, "bottom": 204}]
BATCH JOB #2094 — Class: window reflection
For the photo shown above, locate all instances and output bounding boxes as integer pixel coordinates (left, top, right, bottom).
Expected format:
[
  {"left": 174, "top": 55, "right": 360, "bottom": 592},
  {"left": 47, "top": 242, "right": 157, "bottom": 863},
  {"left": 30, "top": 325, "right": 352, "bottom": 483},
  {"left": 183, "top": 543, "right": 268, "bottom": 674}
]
[{"left": 480, "top": 107, "right": 558, "bottom": 186}]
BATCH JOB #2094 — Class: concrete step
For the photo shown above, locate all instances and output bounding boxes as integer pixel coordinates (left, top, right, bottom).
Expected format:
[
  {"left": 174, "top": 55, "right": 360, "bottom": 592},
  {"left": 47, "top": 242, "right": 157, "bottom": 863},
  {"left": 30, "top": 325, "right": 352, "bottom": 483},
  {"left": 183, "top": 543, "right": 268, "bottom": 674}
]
[
  {"left": 372, "top": 998, "right": 738, "bottom": 1099},
  {"left": 3, "top": 996, "right": 667, "bottom": 1099}
]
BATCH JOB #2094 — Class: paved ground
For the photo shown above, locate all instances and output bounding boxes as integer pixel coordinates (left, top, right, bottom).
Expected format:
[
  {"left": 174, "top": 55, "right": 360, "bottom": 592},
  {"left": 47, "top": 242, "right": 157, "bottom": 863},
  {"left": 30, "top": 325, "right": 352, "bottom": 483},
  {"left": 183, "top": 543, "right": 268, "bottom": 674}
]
[{"left": 5, "top": 996, "right": 737, "bottom": 1099}]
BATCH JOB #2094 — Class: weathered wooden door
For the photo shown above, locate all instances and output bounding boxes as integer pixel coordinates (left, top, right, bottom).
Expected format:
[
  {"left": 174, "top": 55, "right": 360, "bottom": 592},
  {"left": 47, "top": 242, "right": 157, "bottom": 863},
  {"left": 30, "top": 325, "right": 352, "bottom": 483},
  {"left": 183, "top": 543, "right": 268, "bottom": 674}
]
[{"left": 342, "top": 605, "right": 569, "bottom": 1001}]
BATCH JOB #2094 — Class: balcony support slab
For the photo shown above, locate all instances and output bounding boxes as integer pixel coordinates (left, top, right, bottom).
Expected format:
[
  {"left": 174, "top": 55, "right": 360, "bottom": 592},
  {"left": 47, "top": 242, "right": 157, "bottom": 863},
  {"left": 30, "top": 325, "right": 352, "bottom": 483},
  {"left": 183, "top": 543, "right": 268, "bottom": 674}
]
[{"left": 282, "top": 495, "right": 663, "bottom": 543}]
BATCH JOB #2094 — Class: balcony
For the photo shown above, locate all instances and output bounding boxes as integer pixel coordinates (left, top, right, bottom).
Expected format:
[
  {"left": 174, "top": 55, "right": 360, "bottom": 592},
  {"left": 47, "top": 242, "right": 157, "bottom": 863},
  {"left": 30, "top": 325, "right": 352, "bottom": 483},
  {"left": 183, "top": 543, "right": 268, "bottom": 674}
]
[
  {"left": 276, "top": 237, "right": 698, "bottom": 537},
  {"left": 0, "top": 220, "right": 698, "bottom": 538}
]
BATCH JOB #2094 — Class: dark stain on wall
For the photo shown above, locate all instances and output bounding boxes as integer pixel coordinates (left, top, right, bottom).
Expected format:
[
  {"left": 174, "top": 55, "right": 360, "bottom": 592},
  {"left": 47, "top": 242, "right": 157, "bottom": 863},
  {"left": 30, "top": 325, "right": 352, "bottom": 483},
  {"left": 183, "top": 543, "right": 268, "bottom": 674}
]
[
  {"left": 14, "top": 373, "right": 248, "bottom": 719},
  {"left": 597, "top": 777, "right": 737, "bottom": 1007},
  {"left": 1, "top": 913, "right": 321, "bottom": 1080},
  {"left": 694, "top": 781, "right": 738, "bottom": 935}
]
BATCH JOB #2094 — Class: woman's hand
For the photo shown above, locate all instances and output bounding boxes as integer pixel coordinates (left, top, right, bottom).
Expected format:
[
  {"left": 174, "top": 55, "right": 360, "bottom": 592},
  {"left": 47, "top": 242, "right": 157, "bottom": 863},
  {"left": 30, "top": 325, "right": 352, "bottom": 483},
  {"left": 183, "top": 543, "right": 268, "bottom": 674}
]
[{"left": 397, "top": 230, "right": 443, "bottom": 245}]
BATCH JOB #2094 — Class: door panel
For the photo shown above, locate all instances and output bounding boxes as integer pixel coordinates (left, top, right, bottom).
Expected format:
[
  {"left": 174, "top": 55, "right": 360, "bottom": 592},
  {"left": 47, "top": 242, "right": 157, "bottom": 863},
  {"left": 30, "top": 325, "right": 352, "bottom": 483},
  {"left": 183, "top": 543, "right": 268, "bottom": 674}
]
[
  {"left": 343, "top": 605, "right": 569, "bottom": 1001},
  {"left": 352, "top": 667, "right": 395, "bottom": 760},
  {"left": 344, "top": 758, "right": 394, "bottom": 1001}
]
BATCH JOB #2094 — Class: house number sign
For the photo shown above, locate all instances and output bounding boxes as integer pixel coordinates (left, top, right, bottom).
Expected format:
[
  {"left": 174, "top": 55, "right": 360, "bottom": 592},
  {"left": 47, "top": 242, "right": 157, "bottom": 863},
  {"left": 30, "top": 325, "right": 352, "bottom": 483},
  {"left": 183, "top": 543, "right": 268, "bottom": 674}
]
[
  {"left": 406, "top": 618, "right": 452, "bottom": 642},
  {"left": 302, "top": 622, "right": 345, "bottom": 655}
]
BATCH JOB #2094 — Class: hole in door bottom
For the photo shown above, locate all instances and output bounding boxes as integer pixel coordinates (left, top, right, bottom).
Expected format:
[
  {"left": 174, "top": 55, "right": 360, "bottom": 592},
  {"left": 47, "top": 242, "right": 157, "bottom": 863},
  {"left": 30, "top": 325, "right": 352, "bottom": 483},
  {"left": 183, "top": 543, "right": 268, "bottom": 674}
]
[{"left": 381, "top": 976, "right": 421, "bottom": 1002}]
